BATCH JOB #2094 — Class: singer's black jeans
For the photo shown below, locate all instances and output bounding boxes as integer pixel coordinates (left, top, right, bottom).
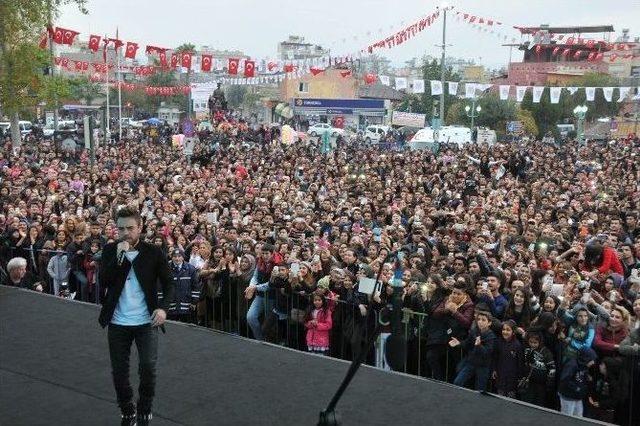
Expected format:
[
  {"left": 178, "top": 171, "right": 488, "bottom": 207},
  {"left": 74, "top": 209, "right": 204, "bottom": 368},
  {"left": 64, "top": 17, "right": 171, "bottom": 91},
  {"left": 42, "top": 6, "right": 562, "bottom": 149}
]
[{"left": 108, "top": 323, "right": 158, "bottom": 415}]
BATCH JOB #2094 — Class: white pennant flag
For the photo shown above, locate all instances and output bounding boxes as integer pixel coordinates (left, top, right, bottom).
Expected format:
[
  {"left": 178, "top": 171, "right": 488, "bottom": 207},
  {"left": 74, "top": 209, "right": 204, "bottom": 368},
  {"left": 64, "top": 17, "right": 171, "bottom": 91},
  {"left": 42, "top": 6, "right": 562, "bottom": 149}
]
[
  {"left": 516, "top": 86, "right": 528, "bottom": 102},
  {"left": 448, "top": 81, "right": 458, "bottom": 95},
  {"left": 380, "top": 75, "right": 390, "bottom": 86},
  {"left": 395, "top": 77, "right": 407, "bottom": 90},
  {"left": 566, "top": 87, "right": 578, "bottom": 95},
  {"left": 413, "top": 79, "right": 425, "bottom": 94},
  {"left": 499, "top": 85, "right": 510, "bottom": 100},
  {"left": 550, "top": 87, "right": 561, "bottom": 104},
  {"left": 585, "top": 87, "right": 596, "bottom": 101},
  {"left": 477, "top": 83, "right": 492, "bottom": 92},
  {"left": 617, "top": 87, "right": 631, "bottom": 102},
  {"left": 602, "top": 87, "right": 614, "bottom": 102},
  {"left": 532, "top": 86, "right": 545, "bottom": 103},
  {"left": 465, "top": 83, "right": 477, "bottom": 98},
  {"left": 430, "top": 80, "right": 443, "bottom": 95}
]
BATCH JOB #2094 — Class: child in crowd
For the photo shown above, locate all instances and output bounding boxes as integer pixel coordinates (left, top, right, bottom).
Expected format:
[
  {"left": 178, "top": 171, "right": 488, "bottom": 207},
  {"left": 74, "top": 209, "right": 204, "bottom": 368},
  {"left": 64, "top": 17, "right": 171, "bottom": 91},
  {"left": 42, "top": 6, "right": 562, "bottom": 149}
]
[
  {"left": 558, "top": 348, "right": 597, "bottom": 417},
  {"left": 520, "top": 332, "right": 556, "bottom": 407},
  {"left": 492, "top": 320, "right": 524, "bottom": 397},
  {"left": 451, "top": 311, "right": 497, "bottom": 391},
  {"left": 305, "top": 293, "right": 333, "bottom": 355}
]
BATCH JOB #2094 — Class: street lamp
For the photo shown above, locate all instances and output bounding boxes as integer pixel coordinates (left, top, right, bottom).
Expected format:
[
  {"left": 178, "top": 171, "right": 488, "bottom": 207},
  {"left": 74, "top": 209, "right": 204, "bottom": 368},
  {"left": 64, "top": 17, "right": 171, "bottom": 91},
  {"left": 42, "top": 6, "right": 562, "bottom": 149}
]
[
  {"left": 465, "top": 101, "right": 481, "bottom": 130},
  {"left": 573, "top": 105, "right": 588, "bottom": 146}
]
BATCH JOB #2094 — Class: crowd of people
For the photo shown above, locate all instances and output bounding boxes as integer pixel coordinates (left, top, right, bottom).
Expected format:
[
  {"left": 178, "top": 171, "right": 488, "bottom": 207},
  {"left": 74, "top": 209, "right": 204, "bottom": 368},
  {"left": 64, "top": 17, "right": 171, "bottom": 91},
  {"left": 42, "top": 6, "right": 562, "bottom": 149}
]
[{"left": 1, "top": 110, "right": 638, "bottom": 424}]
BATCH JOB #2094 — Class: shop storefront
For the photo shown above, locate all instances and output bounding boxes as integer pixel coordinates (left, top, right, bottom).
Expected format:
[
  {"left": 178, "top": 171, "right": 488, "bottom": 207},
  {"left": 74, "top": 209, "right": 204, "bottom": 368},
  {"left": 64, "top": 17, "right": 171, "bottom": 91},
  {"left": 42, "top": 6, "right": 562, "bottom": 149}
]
[{"left": 292, "top": 98, "right": 388, "bottom": 129}]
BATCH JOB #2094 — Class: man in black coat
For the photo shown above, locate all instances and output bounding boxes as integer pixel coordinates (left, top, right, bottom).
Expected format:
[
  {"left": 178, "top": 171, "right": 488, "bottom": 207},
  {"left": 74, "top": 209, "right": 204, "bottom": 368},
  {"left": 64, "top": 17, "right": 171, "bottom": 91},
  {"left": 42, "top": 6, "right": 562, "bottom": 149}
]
[{"left": 98, "top": 207, "right": 174, "bottom": 426}]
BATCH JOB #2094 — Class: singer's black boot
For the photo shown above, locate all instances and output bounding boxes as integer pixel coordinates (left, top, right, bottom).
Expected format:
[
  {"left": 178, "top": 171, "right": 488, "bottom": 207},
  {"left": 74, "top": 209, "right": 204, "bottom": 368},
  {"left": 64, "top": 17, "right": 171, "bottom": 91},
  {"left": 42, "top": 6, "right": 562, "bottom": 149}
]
[{"left": 137, "top": 412, "right": 152, "bottom": 426}]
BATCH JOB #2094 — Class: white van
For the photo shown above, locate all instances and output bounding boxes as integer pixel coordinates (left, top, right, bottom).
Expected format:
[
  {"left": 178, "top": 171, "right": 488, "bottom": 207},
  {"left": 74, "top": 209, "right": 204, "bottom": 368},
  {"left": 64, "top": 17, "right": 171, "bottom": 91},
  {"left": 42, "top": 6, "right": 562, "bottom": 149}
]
[
  {"left": 438, "top": 126, "right": 472, "bottom": 146},
  {"left": 364, "top": 125, "right": 390, "bottom": 143}
]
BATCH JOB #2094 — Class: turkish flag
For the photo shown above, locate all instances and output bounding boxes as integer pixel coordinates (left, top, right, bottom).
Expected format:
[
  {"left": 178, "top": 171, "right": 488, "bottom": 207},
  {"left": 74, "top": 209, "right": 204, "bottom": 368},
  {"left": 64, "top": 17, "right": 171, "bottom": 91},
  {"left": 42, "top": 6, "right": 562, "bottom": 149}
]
[
  {"left": 159, "top": 51, "right": 168, "bottom": 67},
  {"left": 283, "top": 64, "right": 294, "bottom": 73},
  {"left": 170, "top": 53, "right": 178, "bottom": 68},
  {"left": 201, "top": 54, "right": 212, "bottom": 72},
  {"left": 534, "top": 45, "right": 542, "bottom": 54},
  {"left": 61, "top": 57, "right": 69, "bottom": 68},
  {"left": 228, "top": 58, "right": 239, "bottom": 75},
  {"left": 364, "top": 73, "right": 377, "bottom": 84},
  {"left": 310, "top": 67, "right": 323, "bottom": 76},
  {"left": 566, "top": 37, "right": 575, "bottom": 45},
  {"left": 88, "top": 35, "right": 101, "bottom": 52},
  {"left": 573, "top": 50, "right": 582, "bottom": 59},
  {"left": 244, "top": 60, "right": 255, "bottom": 77},
  {"left": 340, "top": 70, "right": 352, "bottom": 78},
  {"left": 552, "top": 47, "right": 560, "bottom": 56},
  {"left": 74, "top": 61, "right": 83, "bottom": 71},
  {"left": 181, "top": 52, "right": 192, "bottom": 69},
  {"left": 562, "top": 48, "right": 571, "bottom": 57},
  {"left": 54, "top": 57, "right": 62, "bottom": 66},
  {"left": 587, "top": 52, "right": 596, "bottom": 61},
  {"left": 53, "top": 27, "right": 64, "bottom": 44},
  {"left": 595, "top": 53, "right": 604, "bottom": 61},
  {"left": 63, "top": 29, "right": 79, "bottom": 45},
  {"left": 125, "top": 42, "right": 138, "bottom": 59},
  {"left": 109, "top": 38, "right": 124, "bottom": 50},
  {"left": 82, "top": 61, "right": 89, "bottom": 71},
  {"left": 267, "top": 61, "right": 278, "bottom": 72}
]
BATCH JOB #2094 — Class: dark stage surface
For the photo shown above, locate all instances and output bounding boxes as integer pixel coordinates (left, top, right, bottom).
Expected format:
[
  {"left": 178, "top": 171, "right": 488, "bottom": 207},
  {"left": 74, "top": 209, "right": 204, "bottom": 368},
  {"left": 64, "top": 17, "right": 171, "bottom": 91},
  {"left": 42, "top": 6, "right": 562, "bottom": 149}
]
[{"left": 0, "top": 286, "right": 601, "bottom": 425}]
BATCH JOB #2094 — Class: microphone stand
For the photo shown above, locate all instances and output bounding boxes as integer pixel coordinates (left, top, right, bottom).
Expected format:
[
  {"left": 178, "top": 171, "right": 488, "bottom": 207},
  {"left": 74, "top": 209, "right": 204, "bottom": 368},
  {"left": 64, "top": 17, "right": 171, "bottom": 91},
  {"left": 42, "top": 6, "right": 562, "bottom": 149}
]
[{"left": 318, "top": 252, "right": 400, "bottom": 426}]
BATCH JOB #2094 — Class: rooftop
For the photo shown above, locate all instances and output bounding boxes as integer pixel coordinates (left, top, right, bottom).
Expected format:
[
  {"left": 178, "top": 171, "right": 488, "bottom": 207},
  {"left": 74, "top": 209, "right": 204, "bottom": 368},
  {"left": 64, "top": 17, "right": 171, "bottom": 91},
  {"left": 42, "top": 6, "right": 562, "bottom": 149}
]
[{"left": 515, "top": 25, "right": 614, "bottom": 34}]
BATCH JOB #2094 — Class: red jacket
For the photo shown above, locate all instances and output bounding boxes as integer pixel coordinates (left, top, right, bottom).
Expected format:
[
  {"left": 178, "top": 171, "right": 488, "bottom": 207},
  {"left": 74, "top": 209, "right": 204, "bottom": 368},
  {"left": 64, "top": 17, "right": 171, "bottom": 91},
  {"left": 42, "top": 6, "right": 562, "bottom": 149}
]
[
  {"left": 597, "top": 247, "right": 624, "bottom": 276},
  {"left": 594, "top": 325, "right": 628, "bottom": 358},
  {"left": 305, "top": 308, "right": 333, "bottom": 348}
]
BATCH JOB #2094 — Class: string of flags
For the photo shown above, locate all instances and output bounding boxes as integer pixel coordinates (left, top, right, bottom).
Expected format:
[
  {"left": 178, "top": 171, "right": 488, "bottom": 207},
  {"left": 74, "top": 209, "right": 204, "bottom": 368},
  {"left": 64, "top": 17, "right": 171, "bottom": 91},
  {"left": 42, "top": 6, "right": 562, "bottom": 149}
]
[{"left": 374, "top": 78, "right": 640, "bottom": 103}]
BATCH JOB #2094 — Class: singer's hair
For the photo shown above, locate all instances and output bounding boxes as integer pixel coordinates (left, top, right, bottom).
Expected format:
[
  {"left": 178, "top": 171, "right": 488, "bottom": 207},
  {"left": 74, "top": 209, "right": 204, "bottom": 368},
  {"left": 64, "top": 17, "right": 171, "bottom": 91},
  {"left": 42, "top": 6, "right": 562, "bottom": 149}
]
[{"left": 116, "top": 206, "right": 142, "bottom": 225}]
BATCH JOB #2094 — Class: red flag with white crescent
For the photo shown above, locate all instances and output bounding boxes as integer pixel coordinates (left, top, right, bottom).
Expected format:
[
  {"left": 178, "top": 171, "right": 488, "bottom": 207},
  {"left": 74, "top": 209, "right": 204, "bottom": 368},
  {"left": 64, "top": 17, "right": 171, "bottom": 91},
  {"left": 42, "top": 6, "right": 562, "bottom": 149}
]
[
  {"left": 201, "top": 54, "right": 212, "bottom": 72},
  {"left": 244, "top": 60, "right": 255, "bottom": 77},
  {"left": 88, "top": 35, "right": 101, "bottom": 52},
  {"left": 228, "top": 58, "right": 239, "bottom": 75},
  {"left": 125, "top": 42, "right": 139, "bottom": 59}
]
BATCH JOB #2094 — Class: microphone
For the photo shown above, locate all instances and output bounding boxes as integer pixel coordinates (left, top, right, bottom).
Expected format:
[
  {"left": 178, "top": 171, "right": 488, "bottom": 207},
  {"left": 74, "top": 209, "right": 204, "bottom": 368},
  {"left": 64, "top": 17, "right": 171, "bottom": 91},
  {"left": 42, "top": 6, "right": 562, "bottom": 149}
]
[{"left": 117, "top": 239, "right": 129, "bottom": 266}]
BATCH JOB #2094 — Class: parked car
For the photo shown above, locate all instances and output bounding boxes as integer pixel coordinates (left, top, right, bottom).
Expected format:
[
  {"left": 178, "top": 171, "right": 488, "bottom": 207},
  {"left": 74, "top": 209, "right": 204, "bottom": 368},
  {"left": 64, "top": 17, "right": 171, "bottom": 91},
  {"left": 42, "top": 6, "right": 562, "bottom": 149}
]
[
  {"left": 43, "top": 120, "right": 78, "bottom": 138},
  {"left": 307, "top": 123, "right": 344, "bottom": 137},
  {"left": 364, "top": 125, "right": 390, "bottom": 143}
]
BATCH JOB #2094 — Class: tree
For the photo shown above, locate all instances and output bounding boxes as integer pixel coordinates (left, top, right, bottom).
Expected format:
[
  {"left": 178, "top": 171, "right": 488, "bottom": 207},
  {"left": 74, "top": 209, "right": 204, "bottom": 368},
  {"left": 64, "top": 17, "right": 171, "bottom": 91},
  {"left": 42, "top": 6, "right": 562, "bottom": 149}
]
[
  {"left": 0, "top": 0, "right": 87, "bottom": 147},
  {"left": 445, "top": 93, "right": 517, "bottom": 134},
  {"left": 516, "top": 109, "right": 538, "bottom": 137},
  {"left": 226, "top": 85, "right": 247, "bottom": 109},
  {"left": 69, "top": 78, "right": 103, "bottom": 105},
  {"left": 519, "top": 73, "right": 623, "bottom": 137}
]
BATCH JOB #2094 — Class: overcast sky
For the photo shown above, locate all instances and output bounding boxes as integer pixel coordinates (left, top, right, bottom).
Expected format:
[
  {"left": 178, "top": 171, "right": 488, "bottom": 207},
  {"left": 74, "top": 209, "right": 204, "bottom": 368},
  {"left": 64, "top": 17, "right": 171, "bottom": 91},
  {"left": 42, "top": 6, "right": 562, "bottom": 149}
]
[{"left": 58, "top": 0, "right": 638, "bottom": 69}]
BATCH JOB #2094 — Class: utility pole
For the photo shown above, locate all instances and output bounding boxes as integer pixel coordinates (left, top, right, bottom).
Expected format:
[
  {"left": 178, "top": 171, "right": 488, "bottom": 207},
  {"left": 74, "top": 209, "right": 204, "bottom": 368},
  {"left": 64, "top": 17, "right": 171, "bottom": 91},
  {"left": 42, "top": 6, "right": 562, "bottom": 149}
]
[
  {"left": 439, "top": 4, "right": 448, "bottom": 125},
  {"left": 47, "top": 0, "right": 59, "bottom": 134}
]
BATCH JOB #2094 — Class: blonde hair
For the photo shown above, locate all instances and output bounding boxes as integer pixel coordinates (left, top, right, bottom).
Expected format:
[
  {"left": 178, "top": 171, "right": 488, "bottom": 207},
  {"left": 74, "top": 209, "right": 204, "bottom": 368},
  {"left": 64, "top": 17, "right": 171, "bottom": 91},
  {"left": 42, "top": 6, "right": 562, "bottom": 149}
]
[{"left": 611, "top": 305, "right": 630, "bottom": 324}]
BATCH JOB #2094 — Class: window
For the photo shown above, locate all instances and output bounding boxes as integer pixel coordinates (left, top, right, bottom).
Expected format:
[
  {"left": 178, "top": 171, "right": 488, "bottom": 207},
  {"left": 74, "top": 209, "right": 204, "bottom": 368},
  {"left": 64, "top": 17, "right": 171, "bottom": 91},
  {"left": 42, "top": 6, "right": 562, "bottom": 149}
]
[{"left": 298, "top": 82, "right": 309, "bottom": 93}]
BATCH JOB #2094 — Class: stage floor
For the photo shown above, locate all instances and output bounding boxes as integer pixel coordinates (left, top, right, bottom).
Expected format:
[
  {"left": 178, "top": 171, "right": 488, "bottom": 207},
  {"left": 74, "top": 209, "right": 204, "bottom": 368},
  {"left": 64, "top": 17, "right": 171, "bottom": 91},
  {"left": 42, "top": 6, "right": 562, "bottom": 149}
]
[{"left": 0, "top": 286, "right": 600, "bottom": 425}]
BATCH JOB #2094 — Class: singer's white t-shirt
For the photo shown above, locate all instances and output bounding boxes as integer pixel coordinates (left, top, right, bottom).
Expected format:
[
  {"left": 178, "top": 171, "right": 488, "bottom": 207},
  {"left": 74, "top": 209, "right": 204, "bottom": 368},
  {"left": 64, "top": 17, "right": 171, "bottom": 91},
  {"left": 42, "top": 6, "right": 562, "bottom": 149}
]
[{"left": 111, "top": 251, "right": 151, "bottom": 326}]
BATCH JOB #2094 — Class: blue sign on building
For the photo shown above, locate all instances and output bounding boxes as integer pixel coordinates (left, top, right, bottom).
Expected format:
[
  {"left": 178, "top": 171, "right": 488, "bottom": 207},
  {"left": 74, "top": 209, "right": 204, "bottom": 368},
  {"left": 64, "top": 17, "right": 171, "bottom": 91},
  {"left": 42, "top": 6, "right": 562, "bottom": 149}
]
[{"left": 294, "top": 98, "right": 385, "bottom": 109}]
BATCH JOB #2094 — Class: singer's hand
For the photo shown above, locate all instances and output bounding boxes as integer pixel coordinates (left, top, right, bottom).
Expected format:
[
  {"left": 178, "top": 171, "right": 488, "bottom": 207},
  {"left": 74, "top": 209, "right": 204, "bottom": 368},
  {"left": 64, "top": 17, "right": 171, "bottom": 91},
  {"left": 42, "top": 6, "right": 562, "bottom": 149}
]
[
  {"left": 151, "top": 309, "right": 166, "bottom": 327},
  {"left": 117, "top": 240, "right": 130, "bottom": 263}
]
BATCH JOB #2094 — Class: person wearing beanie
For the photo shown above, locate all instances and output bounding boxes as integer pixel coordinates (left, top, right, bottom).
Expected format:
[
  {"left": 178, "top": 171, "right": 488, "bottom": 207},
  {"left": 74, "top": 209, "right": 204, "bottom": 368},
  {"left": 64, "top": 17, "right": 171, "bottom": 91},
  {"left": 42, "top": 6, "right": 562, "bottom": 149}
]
[
  {"left": 492, "top": 320, "right": 524, "bottom": 398},
  {"left": 558, "top": 347, "right": 598, "bottom": 417}
]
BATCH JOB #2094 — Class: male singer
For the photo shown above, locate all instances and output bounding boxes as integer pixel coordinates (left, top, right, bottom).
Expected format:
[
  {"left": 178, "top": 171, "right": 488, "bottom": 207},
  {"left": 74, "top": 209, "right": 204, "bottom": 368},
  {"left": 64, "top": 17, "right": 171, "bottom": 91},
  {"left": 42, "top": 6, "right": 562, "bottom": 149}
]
[{"left": 98, "top": 207, "right": 174, "bottom": 426}]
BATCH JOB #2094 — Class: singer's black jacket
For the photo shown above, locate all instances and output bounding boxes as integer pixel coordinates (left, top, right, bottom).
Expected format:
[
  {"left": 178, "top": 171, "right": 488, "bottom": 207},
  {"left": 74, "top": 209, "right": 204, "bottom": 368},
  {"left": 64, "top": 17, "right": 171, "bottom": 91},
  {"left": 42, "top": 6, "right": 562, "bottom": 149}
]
[{"left": 98, "top": 240, "right": 174, "bottom": 329}]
